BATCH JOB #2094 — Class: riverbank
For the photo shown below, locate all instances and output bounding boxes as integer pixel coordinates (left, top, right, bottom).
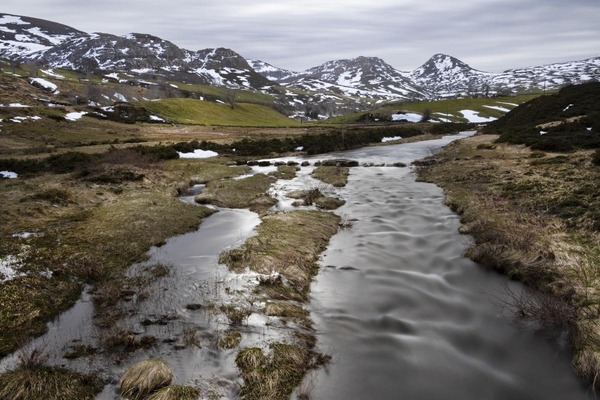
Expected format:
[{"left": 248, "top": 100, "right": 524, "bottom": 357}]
[{"left": 416, "top": 133, "right": 600, "bottom": 389}]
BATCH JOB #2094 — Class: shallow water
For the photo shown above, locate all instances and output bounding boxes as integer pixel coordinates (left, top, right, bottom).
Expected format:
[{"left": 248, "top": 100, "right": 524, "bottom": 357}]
[
  {"left": 1, "top": 132, "right": 592, "bottom": 399},
  {"left": 300, "top": 135, "right": 592, "bottom": 399}
]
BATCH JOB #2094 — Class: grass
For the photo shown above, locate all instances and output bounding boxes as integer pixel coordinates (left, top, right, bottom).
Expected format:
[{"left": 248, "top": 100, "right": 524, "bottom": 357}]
[
  {"left": 311, "top": 165, "right": 350, "bottom": 187},
  {"left": 328, "top": 93, "right": 542, "bottom": 124},
  {"left": 195, "top": 173, "right": 277, "bottom": 212},
  {"left": 219, "top": 209, "right": 340, "bottom": 398},
  {"left": 136, "top": 98, "right": 301, "bottom": 127},
  {"left": 417, "top": 133, "right": 600, "bottom": 389},
  {"left": 0, "top": 349, "right": 103, "bottom": 400},
  {"left": 169, "top": 82, "right": 276, "bottom": 105},
  {"left": 218, "top": 330, "right": 242, "bottom": 349},
  {"left": 120, "top": 359, "right": 174, "bottom": 400},
  {"left": 146, "top": 385, "right": 200, "bottom": 400},
  {"left": 236, "top": 343, "right": 326, "bottom": 400}
]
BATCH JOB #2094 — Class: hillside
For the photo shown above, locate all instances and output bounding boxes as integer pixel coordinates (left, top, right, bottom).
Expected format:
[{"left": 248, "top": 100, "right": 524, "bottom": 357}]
[
  {"left": 137, "top": 98, "right": 301, "bottom": 127},
  {"left": 484, "top": 82, "right": 600, "bottom": 151},
  {"left": 2, "top": 12, "right": 600, "bottom": 118}
]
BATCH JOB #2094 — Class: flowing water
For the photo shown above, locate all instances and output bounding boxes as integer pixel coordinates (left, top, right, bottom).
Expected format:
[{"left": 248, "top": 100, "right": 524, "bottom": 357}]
[
  {"left": 0, "top": 132, "right": 593, "bottom": 399},
  {"left": 294, "top": 135, "right": 592, "bottom": 399}
]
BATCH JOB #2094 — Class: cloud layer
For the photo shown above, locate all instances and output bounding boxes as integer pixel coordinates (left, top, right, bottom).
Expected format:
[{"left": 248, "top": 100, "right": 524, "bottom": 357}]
[{"left": 2, "top": 0, "right": 599, "bottom": 72}]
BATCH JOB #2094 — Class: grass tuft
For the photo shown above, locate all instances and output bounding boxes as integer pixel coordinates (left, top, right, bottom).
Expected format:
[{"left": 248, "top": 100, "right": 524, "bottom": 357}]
[{"left": 119, "top": 359, "right": 174, "bottom": 400}]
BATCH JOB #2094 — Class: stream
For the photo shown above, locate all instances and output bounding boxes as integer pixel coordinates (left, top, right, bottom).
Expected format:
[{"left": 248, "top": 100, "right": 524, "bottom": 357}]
[
  {"left": 298, "top": 137, "right": 591, "bottom": 399},
  {"left": 0, "top": 131, "right": 592, "bottom": 399}
]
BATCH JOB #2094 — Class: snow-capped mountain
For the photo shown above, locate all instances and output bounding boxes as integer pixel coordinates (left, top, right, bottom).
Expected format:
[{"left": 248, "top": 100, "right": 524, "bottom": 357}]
[
  {"left": 0, "top": 13, "right": 272, "bottom": 89},
  {"left": 408, "top": 53, "right": 600, "bottom": 98},
  {"left": 1, "top": 12, "right": 599, "bottom": 114},
  {"left": 409, "top": 53, "right": 494, "bottom": 98},
  {"left": 0, "top": 13, "right": 84, "bottom": 57},
  {"left": 288, "top": 56, "right": 425, "bottom": 100},
  {"left": 490, "top": 57, "right": 600, "bottom": 93},
  {"left": 247, "top": 60, "right": 296, "bottom": 82}
]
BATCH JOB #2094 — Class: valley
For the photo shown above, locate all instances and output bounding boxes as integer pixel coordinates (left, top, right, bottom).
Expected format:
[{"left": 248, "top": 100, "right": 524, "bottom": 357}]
[{"left": 0, "top": 10, "right": 599, "bottom": 400}]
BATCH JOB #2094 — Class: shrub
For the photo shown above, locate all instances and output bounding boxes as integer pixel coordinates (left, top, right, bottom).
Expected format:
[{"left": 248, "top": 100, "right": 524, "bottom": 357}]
[{"left": 593, "top": 150, "right": 600, "bottom": 166}]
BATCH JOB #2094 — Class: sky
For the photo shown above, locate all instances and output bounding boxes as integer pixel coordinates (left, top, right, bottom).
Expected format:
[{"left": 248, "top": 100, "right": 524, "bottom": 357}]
[{"left": 2, "top": 0, "right": 599, "bottom": 73}]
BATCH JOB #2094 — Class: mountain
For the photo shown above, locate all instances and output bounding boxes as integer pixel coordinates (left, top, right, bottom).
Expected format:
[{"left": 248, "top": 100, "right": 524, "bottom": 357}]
[
  {"left": 409, "top": 53, "right": 493, "bottom": 98},
  {"left": 0, "top": 13, "right": 272, "bottom": 89},
  {"left": 283, "top": 56, "right": 425, "bottom": 100},
  {"left": 0, "top": 13, "right": 84, "bottom": 58},
  {"left": 1, "top": 12, "right": 599, "bottom": 117}
]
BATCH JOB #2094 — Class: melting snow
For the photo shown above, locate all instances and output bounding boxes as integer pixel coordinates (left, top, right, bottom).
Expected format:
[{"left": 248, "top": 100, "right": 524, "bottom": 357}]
[
  {"left": 114, "top": 93, "right": 127, "bottom": 102},
  {"left": 392, "top": 113, "right": 422, "bottom": 122},
  {"left": 41, "top": 69, "right": 65, "bottom": 79},
  {"left": 1, "top": 171, "right": 18, "bottom": 179},
  {"left": 540, "top": 131, "right": 548, "bottom": 135},
  {"left": 29, "top": 78, "right": 58, "bottom": 92},
  {"left": 65, "top": 112, "right": 88, "bottom": 121},
  {"left": 483, "top": 105, "right": 511, "bottom": 113},
  {"left": 382, "top": 136, "right": 403, "bottom": 143},
  {"left": 459, "top": 110, "right": 497, "bottom": 123},
  {"left": 177, "top": 149, "right": 219, "bottom": 159},
  {"left": 563, "top": 104, "right": 574, "bottom": 112},
  {"left": 150, "top": 115, "right": 166, "bottom": 122},
  {"left": 0, "top": 256, "right": 24, "bottom": 283},
  {"left": 9, "top": 116, "right": 41, "bottom": 123}
]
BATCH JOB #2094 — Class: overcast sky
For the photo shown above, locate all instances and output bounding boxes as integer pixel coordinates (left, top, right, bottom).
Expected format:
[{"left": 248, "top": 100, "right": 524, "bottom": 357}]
[{"left": 2, "top": 0, "right": 599, "bottom": 72}]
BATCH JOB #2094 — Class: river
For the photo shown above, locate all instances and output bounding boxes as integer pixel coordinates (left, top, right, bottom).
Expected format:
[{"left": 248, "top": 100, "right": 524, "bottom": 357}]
[{"left": 0, "top": 132, "right": 592, "bottom": 399}]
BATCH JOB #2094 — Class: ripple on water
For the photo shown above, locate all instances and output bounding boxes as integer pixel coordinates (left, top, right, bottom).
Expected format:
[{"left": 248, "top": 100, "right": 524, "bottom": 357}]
[{"left": 307, "top": 136, "right": 591, "bottom": 400}]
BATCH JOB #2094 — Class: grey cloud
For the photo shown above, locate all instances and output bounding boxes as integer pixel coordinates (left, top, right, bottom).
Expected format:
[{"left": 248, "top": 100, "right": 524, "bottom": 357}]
[{"left": 1, "top": 0, "right": 598, "bottom": 72}]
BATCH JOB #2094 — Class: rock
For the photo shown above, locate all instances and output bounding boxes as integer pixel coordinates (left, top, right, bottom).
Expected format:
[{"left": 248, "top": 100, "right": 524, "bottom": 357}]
[{"left": 321, "top": 159, "right": 359, "bottom": 167}]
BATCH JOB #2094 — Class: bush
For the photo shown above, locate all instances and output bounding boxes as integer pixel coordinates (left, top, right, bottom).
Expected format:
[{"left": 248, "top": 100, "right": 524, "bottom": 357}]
[{"left": 593, "top": 150, "right": 600, "bottom": 166}]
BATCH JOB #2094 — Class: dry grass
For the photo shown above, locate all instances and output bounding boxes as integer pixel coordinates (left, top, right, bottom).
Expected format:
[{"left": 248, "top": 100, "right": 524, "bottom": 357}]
[
  {"left": 0, "top": 349, "right": 102, "bottom": 400},
  {"left": 195, "top": 173, "right": 277, "bottom": 212},
  {"left": 218, "top": 330, "right": 242, "bottom": 349},
  {"left": 311, "top": 166, "right": 350, "bottom": 187},
  {"left": 146, "top": 385, "right": 200, "bottom": 400},
  {"left": 236, "top": 343, "right": 328, "bottom": 400},
  {"left": 220, "top": 210, "right": 339, "bottom": 398},
  {"left": 417, "top": 133, "right": 600, "bottom": 388},
  {"left": 120, "top": 359, "right": 174, "bottom": 400}
]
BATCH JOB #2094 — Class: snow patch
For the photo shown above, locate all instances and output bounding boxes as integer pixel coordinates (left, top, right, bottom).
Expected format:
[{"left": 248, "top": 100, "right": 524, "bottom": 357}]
[
  {"left": 459, "top": 110, "right": 497, "bottom": 123},
  {"left": 563, "top": 104, "right": 574, "bottom": 112},
  {"left": 29, "top": 78, "right": 58, "bottom": 92},
  {"left": 0, "top": 15, "right": 29, "bottom": 25},
  {"left": 392, "top": 112, "right": 422, "bottom": 122},
  {"left": 177, "top": 149, "right": 219, "bottom": 159},
  {"left": 41, "top": 69, "right": 64, "bottom": 79},
  {"left": 382, "top": 136, "right": 403, "bottom": 143},
  {"left": 65, "top": 112, "right": 88, "bottom": 121},
  {"left": 1, "top": 171, "right": 18, "bottom": 179},
  {"left": 483, "top": 105, "right": 511, "bottom": 113},
  {"left": 150, "top": 115, "right": 166, "bottom": 122},
  {"left": 114, "top": 93, "right": 127, "bottom": 102}
]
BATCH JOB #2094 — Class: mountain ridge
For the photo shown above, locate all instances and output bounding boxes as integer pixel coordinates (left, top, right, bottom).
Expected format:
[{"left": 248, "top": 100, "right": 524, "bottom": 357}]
[{"left": 1, "top": 12, "right": 599, "bottom": 115}]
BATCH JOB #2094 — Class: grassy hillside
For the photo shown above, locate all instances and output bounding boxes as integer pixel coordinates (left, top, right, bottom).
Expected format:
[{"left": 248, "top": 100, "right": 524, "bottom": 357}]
[
  {"left": 328, "top": 93, "right": 543, "bottom": 123},
  {"left": 483, "top": 82, "right": 600, "bottom": 151},
  {"left": 136, "top": 98, "right": 301, "bottom": 127}
]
